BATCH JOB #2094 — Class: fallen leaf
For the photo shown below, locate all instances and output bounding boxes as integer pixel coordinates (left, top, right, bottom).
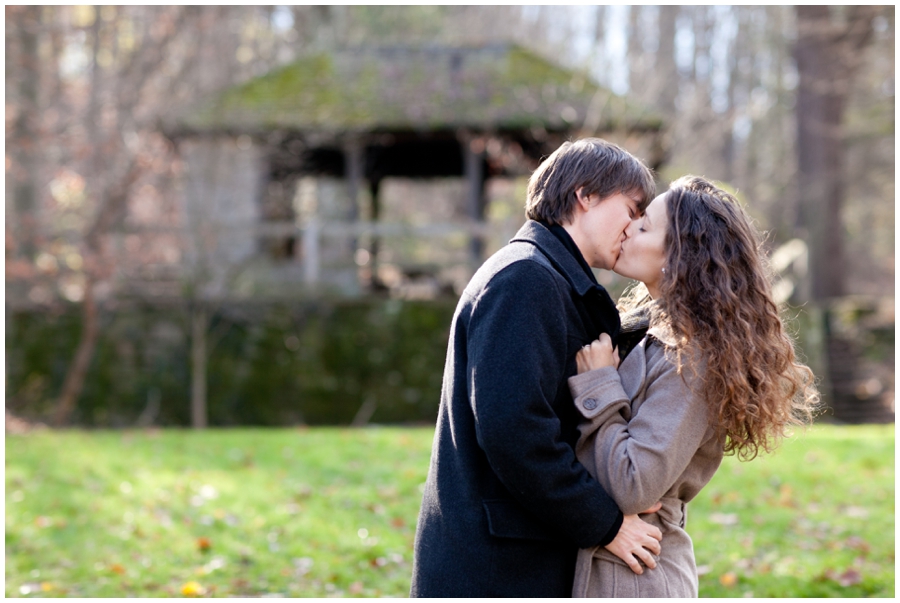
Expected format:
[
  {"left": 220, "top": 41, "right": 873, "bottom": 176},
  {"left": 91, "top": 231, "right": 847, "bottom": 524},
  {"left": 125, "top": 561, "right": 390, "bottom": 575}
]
[
  {"left": 837, "top": 568, "right": 862, "bottom": 587},
  {"left": 844, "top": 536, "right": 871, "bottom": 554},
  {"left": 292, "top": 557, "right": 314, "bottom": 577},
  {"left": 710, "top": 513, "right": 739, "bottom": 526},
  {"left": 197, "top": 537, "right": 211, "bottom": 552},
  {"left": 390, "top": 517, "right": 405, "bottom": 528},
  {"left": 778, "top": 484, "right": 795, "bottom": 507},
  {"left": 182, "top": 581, "right": 205, "bottom": 597},
  {"left": 719, "top": 572, "right": 738, "bottom": 587},
  {"left": 110, "top": 563, "right": 126, "bottom": 575},
  {"left": 202, "top": 557, "right": 226, "bottom": 574}
]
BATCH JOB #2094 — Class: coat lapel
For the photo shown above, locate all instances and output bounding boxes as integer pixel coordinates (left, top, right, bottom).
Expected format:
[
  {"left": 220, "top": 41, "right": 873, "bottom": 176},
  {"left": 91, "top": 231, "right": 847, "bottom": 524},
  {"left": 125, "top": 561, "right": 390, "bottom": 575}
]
[{"left": 510, "top": 221, "right": 621, "bottom": 340}]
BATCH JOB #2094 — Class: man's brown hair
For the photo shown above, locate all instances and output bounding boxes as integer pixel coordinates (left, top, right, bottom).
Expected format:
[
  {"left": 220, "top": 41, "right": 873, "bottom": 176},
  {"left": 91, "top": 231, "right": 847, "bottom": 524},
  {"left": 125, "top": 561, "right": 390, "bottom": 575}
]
[{"left": 525, "top": 138, "right": 655, "bottom": 224}]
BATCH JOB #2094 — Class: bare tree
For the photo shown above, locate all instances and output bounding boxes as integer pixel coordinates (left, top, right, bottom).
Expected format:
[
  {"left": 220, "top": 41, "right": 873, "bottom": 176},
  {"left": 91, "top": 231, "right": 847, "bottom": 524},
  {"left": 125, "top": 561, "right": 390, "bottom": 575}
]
[
  {"left": 5, "top": 6, "right": 301, "bottom": 426},
  {"left": 44, "top": 6, "right": 203, "bottom": 425}
]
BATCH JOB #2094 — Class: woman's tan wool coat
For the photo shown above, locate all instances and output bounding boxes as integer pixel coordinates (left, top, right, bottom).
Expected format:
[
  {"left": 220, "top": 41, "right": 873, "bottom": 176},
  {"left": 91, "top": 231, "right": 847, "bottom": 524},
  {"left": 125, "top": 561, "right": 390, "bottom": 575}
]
[{"left": 568, "top": 327, "right": 725, "bottom": 598}]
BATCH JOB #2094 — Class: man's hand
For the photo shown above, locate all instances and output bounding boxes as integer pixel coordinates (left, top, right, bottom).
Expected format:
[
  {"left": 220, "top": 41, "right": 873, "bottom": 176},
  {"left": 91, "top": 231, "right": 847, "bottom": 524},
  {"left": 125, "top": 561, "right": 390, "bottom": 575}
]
[{"left": 604, "top": 503, "right": 663, "bottom": 575}]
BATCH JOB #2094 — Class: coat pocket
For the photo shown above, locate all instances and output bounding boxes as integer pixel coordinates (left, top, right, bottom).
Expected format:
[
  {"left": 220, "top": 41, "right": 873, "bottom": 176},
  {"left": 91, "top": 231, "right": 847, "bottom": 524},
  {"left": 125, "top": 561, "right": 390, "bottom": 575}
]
[{"left": 482, "top": 499, "right": 557, "bottom": 542}]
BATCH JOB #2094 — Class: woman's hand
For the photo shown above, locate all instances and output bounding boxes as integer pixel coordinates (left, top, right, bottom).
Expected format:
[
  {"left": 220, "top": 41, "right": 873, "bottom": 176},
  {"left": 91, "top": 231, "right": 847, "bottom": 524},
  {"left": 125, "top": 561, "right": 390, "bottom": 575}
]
[{"left": 576, "top": 333, "right": 619, "bottom": 374}]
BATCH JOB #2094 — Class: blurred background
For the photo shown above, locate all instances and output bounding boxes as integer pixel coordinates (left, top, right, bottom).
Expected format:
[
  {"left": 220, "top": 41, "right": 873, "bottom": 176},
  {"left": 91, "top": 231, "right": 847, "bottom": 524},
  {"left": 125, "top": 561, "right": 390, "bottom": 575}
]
[{"left": 5, "top": 5, "right": 895, "bottom": 430}]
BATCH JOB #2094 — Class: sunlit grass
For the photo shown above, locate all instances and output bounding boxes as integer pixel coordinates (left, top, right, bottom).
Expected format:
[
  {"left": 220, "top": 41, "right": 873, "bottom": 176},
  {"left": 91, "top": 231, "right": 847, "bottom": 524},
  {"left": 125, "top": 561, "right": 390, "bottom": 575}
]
[
  {"left": 5, "top": 424, "right": 894, "bottom": 597},
  {"left": 692, "top": 424, "right": 894, "bottom": 597},
  {"left": 6, "top": 428, "right": 432, "bottom": 597}
]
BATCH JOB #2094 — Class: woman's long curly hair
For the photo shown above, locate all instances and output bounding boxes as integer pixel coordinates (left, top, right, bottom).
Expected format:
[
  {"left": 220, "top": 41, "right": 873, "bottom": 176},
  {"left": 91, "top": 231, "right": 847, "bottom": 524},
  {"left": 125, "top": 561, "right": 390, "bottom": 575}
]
[{"left": 620, "top": 176, "right": 819, "bottom": 460}]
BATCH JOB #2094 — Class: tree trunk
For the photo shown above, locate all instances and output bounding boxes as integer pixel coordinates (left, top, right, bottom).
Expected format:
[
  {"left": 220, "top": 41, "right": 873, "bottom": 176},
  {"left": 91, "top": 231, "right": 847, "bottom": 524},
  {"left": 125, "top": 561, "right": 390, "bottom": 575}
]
[
  {"left": 722, "top": 8, "right": 742, "bottom": 184},
  {"left": 191, "top": 304, "right": 209, "bottom": 429},
  {"left": 53, "top": 279, "right": 99, "bottom": 426},
  {"left": 794, "top": 6, "right": 876, "bottom": 301},
  {"left": 9, "top": 6, "right": 41, "bottom": 260},
  {"left": 655, "top": 6, "right": 679, "bottom": 118},
  {"left": 626, "top": 6, "right": 643, "bottom": 96}
]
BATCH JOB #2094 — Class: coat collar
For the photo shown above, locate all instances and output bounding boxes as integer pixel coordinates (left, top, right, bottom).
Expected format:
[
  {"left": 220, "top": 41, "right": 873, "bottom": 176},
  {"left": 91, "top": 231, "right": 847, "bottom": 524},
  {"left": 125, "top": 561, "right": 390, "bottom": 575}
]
[
  {"left": 510, "top": 220, "right": 598, "bottom": 298},
  {"left": 618, "top": 336, "right": 647, "bottom": 401},
  {"left": 648, "top": 324, "right": 679, "bottom": 348},
  {"left": 621, "top": 303, "right": 679, "bottom": 349}
]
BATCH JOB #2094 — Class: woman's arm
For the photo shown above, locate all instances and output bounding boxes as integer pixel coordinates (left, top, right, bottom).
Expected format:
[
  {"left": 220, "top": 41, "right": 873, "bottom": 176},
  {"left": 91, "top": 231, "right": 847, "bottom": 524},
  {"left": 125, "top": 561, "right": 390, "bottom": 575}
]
[{"left": 568, "top": 339, "right": 712, "bottom": 515}]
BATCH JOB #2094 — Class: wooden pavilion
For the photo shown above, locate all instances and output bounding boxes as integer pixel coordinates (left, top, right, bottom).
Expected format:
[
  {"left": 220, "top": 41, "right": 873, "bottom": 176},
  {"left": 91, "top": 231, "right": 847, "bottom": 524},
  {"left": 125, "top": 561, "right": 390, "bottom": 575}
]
[{"left": 163, "top": 43, "right": 666, "bottom": 297}]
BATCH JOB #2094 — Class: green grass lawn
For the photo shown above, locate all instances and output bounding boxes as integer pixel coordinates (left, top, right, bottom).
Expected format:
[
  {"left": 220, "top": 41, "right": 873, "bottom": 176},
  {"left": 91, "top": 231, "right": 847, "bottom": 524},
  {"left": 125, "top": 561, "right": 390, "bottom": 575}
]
[{"left": 5, "top": 424, "right": 894, "bottom": 597}]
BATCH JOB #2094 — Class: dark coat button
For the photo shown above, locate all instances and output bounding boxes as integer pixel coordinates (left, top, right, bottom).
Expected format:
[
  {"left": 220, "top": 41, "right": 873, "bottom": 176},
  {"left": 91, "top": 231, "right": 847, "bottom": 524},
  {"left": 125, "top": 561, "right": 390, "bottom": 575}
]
[{"left": 583, "top": 398, "right": 598, "bottom": 410}]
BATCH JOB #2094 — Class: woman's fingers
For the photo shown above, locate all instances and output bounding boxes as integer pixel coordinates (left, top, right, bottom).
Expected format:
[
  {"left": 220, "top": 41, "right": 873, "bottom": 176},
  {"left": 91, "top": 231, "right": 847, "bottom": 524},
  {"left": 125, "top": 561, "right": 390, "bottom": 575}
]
[
  {"left": 575, "top": 333, "right": 620, "bottom": 373},
  {"left": 597, "top": 332, "right": 613, "bottom": 349}
]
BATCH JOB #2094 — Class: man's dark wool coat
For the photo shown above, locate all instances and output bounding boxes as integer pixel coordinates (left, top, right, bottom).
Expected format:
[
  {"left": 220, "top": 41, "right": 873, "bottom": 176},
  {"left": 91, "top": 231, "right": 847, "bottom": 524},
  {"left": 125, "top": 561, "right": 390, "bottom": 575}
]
[{"left": 410, "top": 221, "right": 625, "bottom": 597}]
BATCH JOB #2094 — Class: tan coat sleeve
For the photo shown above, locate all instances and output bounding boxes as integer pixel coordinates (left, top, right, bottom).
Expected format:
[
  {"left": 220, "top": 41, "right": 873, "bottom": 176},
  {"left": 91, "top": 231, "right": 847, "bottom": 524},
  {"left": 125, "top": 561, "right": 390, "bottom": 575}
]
[{"left": 567, "top": 350, "right": 710, "bottom": 515}]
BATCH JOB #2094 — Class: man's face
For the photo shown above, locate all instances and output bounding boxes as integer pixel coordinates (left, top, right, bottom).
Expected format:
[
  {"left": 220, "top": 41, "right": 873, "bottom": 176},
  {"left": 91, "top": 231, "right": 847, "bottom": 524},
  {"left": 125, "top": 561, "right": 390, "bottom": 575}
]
[{"left": 575, "top": 191, "right": 641, "bottom": 270}]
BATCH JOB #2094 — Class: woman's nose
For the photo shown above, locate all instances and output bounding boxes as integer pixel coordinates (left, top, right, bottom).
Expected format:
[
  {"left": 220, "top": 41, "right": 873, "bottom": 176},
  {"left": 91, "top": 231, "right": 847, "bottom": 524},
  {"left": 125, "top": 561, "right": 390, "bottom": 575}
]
[{"left": 624, "top": 221, "right": 637, "bottom": 238}]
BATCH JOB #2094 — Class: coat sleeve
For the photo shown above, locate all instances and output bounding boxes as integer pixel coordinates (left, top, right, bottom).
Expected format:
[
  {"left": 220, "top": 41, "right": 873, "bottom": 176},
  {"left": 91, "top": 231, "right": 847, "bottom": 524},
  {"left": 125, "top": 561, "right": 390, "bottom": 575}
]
[
  {"left": 465, "top": 261, "right": 622, "bottom": 548},
  {"left": 567, "top": 346, "right": 711, "bottom": 515}
]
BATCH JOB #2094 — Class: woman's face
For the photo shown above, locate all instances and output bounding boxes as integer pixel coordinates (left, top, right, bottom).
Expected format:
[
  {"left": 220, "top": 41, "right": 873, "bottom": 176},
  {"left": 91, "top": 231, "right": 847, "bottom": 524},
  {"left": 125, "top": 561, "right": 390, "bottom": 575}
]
[{"left": 613, "top": 192, "right": 669, "bottom": 298}]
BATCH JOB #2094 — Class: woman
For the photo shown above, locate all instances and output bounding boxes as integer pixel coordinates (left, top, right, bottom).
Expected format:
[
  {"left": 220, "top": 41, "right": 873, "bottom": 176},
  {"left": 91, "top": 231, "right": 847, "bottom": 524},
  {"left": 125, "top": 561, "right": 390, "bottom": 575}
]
[{"left": 569, "top": 176, "right": 819, "bottom": 597}]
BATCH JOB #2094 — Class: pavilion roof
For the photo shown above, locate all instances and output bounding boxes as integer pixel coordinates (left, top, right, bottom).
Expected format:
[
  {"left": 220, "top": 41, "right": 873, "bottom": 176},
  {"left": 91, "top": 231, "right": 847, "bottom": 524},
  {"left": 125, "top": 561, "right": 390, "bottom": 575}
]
[{"left": 170, "top": 43, "right": 663, "bottom": 136}]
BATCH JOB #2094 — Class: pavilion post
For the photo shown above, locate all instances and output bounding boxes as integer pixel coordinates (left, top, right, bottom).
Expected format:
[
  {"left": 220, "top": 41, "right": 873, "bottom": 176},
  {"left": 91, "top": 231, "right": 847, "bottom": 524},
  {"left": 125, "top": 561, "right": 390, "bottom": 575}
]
[{"left": 461, "top": 134, "right": 487, "bottom": 270}]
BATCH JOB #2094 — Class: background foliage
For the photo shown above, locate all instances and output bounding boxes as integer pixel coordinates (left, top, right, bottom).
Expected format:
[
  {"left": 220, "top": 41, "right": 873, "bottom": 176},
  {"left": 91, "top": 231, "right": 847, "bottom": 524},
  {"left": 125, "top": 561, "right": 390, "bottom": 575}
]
[{"left": 7, "top": 300, "right": 454, "bottom": 427}]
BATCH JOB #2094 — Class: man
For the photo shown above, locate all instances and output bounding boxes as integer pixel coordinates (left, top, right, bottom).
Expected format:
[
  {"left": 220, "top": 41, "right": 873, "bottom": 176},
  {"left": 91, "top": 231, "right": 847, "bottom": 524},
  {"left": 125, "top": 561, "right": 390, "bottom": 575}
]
[{"left": 410, "top": 138, "right": 663, "bottom": 597}]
